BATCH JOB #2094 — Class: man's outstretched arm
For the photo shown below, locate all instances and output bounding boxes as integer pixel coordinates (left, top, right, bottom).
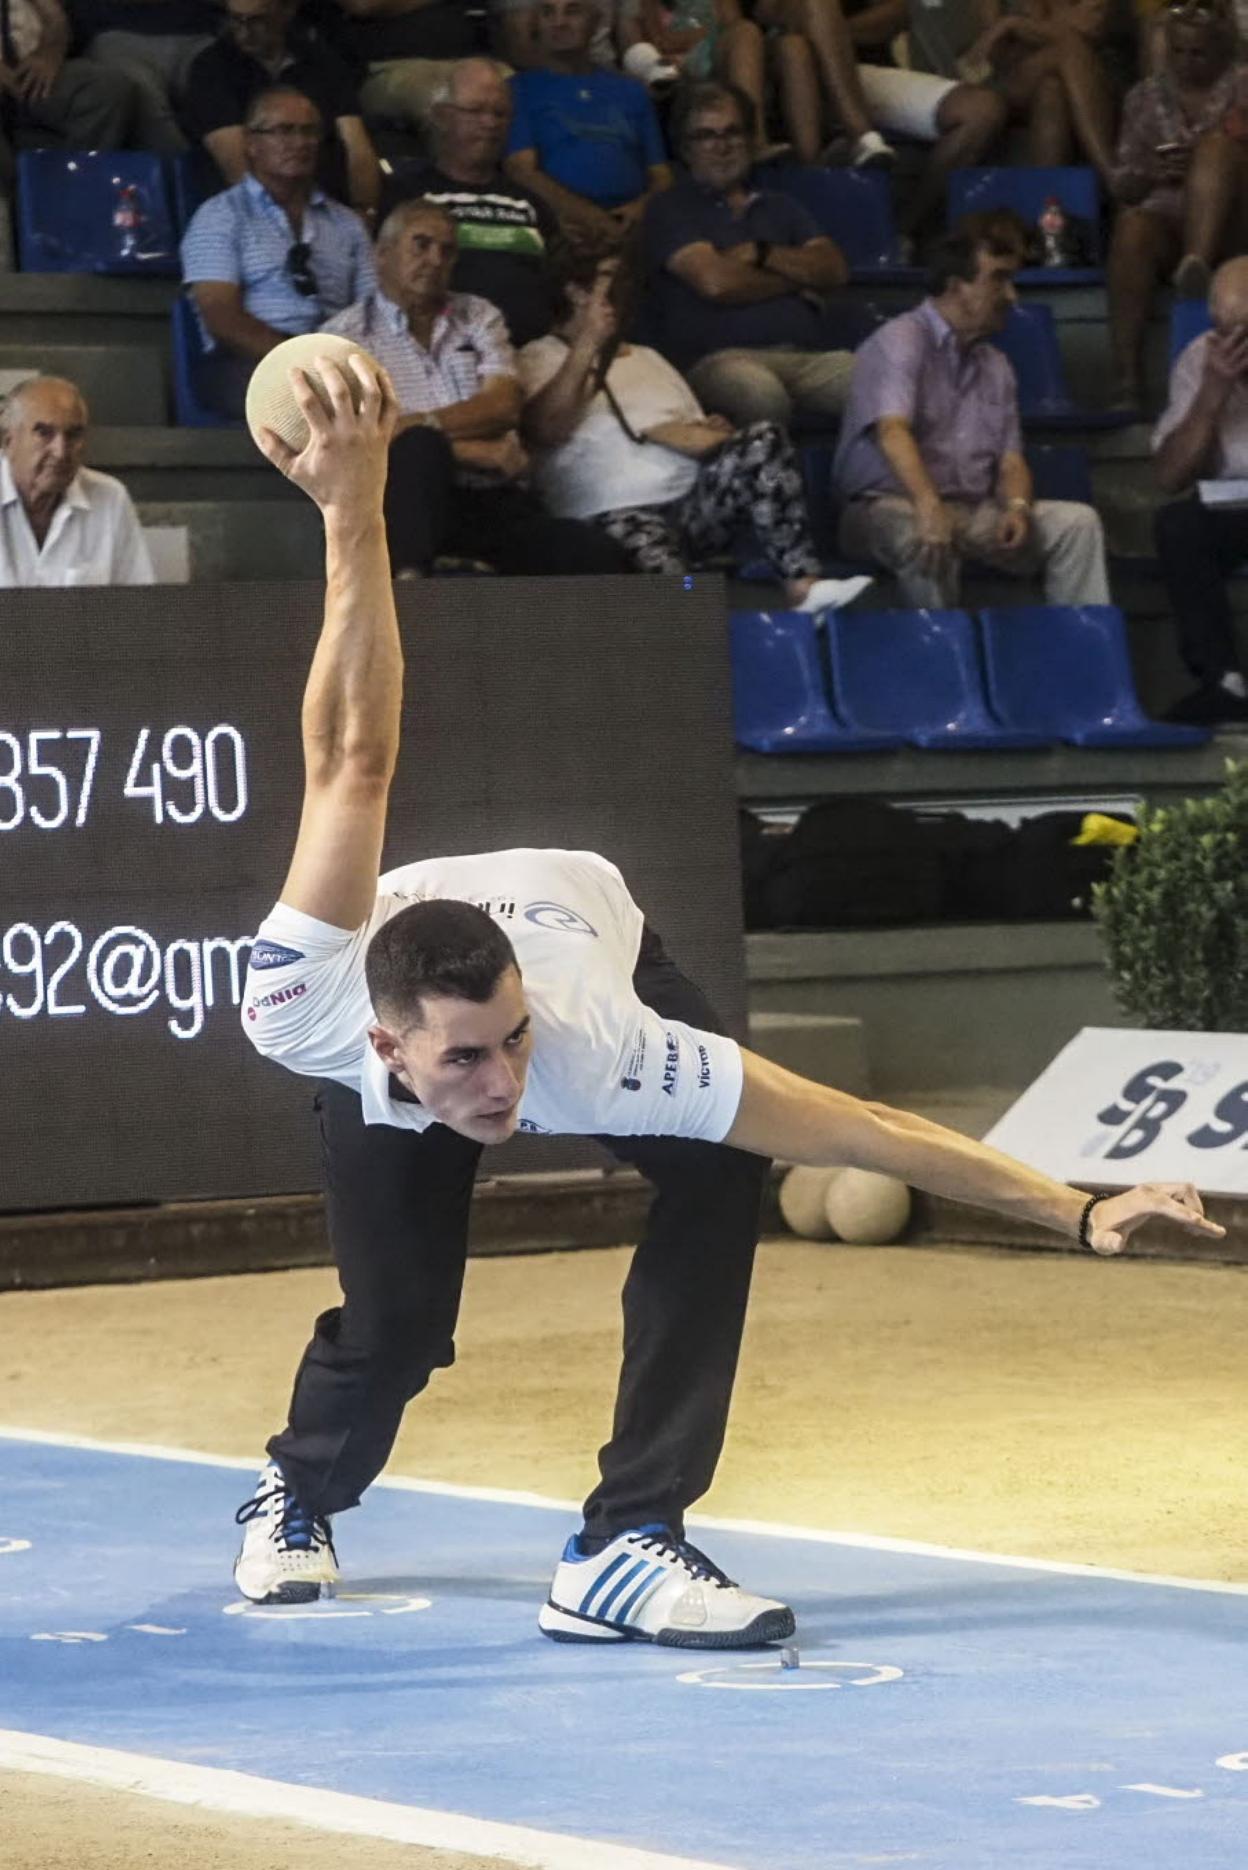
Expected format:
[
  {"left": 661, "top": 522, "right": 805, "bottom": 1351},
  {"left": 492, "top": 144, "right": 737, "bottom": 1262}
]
[
  {"left": 724, "top": 1049, "right": 1226, "bottom": 1258},
  {"left": 254, "top": 355, "right": 401, "bottom": 931}
]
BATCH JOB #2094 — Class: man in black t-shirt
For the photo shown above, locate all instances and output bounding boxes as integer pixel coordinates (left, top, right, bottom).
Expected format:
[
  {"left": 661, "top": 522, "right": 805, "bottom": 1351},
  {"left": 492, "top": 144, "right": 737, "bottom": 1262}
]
[
  {"left": 380, "top": 55, "right": 557, "bottom": 345},
  {"left": 183, "top": 0, "right": 380, "bottom": 214}
]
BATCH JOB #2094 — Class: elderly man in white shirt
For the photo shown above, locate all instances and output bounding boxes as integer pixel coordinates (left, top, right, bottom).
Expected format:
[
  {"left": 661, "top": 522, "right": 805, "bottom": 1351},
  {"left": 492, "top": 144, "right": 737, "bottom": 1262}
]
[
  {"left": 0, "top": 377, "right": 154, "bottom": 588},
  {"left": 322, "top": 196, "right": 629, "bottom": 575}
]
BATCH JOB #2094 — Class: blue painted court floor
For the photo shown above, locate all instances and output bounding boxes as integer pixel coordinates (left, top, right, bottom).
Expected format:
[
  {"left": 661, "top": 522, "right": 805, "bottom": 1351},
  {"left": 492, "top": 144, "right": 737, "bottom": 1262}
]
[{"left": 2, "top": 1433, "right": 1248, "bottom": 1870}]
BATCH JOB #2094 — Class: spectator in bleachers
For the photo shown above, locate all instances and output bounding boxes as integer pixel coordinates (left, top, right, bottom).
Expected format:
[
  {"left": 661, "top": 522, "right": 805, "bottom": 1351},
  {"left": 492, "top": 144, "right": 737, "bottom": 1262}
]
[
  {"left": 1107, "top": 0, "right": 1248, "bottom": 409},
  {"left": 324, "top": 0, "right": 479, "bottom": 134},
  {"left": 491, "top": 0, "right": 622, "bottom": 68},
  {"left": 0, "top": 0, "right": 140, "bottom": 185},
  {"left": 75, "top": 0, "right": 216, "bottom": 152},
  {"left": 324, "top": 196, "right": 632, "bottom": 571},
  {"left": 768, "top": 0, "right": 1007, "bottom": 238},
  {"left": 1151, "top": 254, "right": 1248, "bottom": 722},
  {"left": 520, "top": 242, "right": 863, "bottom": 604},
  {"left": 181, "top": 84, "right": 377, "bottom": 417},
  {"left": 642, "top": 80, "right": 852, "bottom": 427},
  {"left": 0, "top": 376, "right": 153, "bottom": 585},
  {"left": 379, "top": 56, "right": 558, "bottom": 345},
  {"left": 833, "top": 225, "right": 1110, "bottom": 605},
  {"left": 182, "top": 0, "right": 381, "bottom": 218},
  {"left": 504, "top": 0, "right": 671, "bottom": 248},
  {"left": 618, "top": 0, "right": 775, "bottom": 149},
  {"left": 948, "top": 0, "right": 1125, "bottom": 186}
]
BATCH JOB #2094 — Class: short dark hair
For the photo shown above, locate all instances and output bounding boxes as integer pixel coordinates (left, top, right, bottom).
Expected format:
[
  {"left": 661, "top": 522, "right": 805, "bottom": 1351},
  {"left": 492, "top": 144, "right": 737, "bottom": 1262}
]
[
  {"left": 670, "top": 79, "right": 757, "bottom": 151},
  {"left": 926, "top": 228, "right": 1019, "bottom": 296},
  {"left": 365, "top": 899, "right": 517, "bottom": 1027}
]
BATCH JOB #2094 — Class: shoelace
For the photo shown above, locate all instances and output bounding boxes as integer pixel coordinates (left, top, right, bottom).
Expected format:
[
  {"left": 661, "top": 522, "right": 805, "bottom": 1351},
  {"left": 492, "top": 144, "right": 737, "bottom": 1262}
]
[
  {"left": 632, "top": 1531, "right": 736, "bottom": 1589},
  {"left": 235, "top": 1483, "right": 330, "bottom": 1554}
]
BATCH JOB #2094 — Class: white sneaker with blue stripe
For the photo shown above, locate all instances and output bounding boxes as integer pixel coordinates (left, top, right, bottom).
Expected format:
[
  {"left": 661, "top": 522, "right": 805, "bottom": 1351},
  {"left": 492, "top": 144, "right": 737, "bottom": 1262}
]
[
  {"left": 233, "top": 1462, "right": 340, "bottom": 1605},
  {"left": 538, "top": 1524, "right": 795, "bottom": 1647}
]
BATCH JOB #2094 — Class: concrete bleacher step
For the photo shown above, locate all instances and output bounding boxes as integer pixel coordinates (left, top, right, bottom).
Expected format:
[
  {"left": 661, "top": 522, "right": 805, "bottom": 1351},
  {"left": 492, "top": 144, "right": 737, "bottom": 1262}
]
[
  {"left": 92, "top": 425, "right": 289, "bottom": 502},
  {"left": 0, "top": 272, "right": 175, "bottom": 345},
  {"left": 136, "top": 498, "right": 321, "bottom": 581}
]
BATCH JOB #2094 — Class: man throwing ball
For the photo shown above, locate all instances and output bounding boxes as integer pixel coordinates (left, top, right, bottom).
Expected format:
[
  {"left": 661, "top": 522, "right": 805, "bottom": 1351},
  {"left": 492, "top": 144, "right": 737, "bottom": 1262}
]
[{"left": 235, "top": 351, "right": 1223, "bottom": 1645}]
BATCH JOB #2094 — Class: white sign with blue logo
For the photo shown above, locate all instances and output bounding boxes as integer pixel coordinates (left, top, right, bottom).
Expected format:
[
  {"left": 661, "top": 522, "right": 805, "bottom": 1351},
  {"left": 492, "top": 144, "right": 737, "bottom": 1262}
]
[{"left": 984, "top": 1027, "right": 1248, "bottom": 1194}]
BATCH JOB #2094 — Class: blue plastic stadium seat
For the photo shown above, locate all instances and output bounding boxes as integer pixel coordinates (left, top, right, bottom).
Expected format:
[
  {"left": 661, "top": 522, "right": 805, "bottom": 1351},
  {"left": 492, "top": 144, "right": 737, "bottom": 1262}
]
[
  {"left": 978, "top": 605, "right": 1211, "bottom": 747},
  {"left": 16, "top": 150, "right": 178, "bottom": 274},
  {"left": 729, "top": 609, "right": 903, "bottom": 753},
  {"left": 990, "top": 303, "right": 1121, "bottom": 428},
  {"left": 767, "top": 165, "right": 922, "bottom": 282},
  {"left": 1025, "top": 442, "right": 1094, "bottom": 507},
  {"left": 947, "top": 165, "right": 1103, "bottom": 284},
  {"left": 171, "top": 293, "right": 241, "bottom": 428},
  {"left": 169, "top": 147, "right": 222, "bottom": 235},
  {"left": 826, "top": 608, "right": 1054, "bottom": 749},
  {"left": 1170, "top": 296, "right": 1214, "bottom": 366}
]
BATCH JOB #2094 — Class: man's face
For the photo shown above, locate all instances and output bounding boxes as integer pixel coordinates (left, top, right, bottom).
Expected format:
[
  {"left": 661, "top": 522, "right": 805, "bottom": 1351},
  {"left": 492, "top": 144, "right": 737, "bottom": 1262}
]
[
  {"left": 683, "top": 103, "right": 752, "bottom": 191},
  {"left": 434, "top": 67, "right": 511, "bottom": 170},
  {"left": 369, "top": 969, "right": 534, "bottom": 1144},
  {"left": 3, "top": 383, "right": 88, "bottom": 508},
  {"left": 1166, "top": 13, "right": 1231, "bottom": 87},
  {"left": 225, "top": 0, "right": 292, "bottom": 63},
  {"left": 952, "top": 247, "right": 1019, "bottom": 337},
  {"left": 536, "top": 0, "right": 595, "bottom": 59},
  {"left": 378, "top": 210, "right": 459, "bottom": 308},
  {"left": 245, "top": 92, "right": 322, "bottom": 187}
]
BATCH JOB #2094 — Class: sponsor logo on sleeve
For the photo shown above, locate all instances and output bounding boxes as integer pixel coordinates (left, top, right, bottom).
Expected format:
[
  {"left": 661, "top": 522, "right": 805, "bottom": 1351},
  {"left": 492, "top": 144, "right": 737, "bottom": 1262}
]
[
  {"left": 249, "top": 941, "right": 306, "bottom": 971},
  {"left": 524, "top": 902, "right": 598, "bottom": 938},
  {"left": 620, "top": 1026, "right": 646, "bottom": 1092},
  {"left": 246, "top": 980, "right": 309, "bottom": 1020},
  {"left": 697, "top": 1044, "right": 712, "bottom": 1090},
  {"left": 661, "top": 1030, "right": 680, "bottom": 1098},
  {"left": 517, "top": 1117, "right": 552, "bottom": 1134}
]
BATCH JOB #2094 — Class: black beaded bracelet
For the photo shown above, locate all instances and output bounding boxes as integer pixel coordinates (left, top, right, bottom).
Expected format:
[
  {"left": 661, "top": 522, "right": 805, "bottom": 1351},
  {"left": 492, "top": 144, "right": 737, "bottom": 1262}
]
[{"left": 1077, "top": 1193, "right": 1106, "bottom": 1249}]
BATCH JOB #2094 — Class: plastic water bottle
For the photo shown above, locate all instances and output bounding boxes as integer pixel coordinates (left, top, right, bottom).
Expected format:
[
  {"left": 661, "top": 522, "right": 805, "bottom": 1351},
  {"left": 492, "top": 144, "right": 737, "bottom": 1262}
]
[
  {"left": 1038, "top": 196, "right": 1068, "bottom": 269},
  {"left": 113, "top": 183, "right": 145, "bottom": 261}
]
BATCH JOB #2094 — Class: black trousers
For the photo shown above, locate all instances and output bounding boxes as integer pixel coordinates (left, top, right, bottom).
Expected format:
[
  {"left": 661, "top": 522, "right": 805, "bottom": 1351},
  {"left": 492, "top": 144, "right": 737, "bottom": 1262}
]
[
  {"left": 384, "top": 426, "right": 633, "bottom": 576},
  {"left": 1153, "top": 495, "right": 1248, "bottom": 683},
  {"left": 267, "top": 928, "right": 770, "bottom": 1539}
]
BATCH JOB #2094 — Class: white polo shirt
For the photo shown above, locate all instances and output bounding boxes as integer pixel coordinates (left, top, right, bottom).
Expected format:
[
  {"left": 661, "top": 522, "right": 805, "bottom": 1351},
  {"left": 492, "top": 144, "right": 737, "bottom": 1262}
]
[
  {"left": 242, "top": 847, "right": 744, "bottom": 1143},
  {"left": 0, "top": 458, "right": 155, "bottom": 588}
]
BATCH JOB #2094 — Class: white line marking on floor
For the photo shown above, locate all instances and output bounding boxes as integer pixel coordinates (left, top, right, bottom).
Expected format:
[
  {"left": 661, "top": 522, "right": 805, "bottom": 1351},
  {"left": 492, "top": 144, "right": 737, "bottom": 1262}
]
[
  {"left": 2, "top": 1422, "right": 1247, "bottom": 1597},
  {"left": 0, "top": 1730, "right": 744, "bottom": 1870}
]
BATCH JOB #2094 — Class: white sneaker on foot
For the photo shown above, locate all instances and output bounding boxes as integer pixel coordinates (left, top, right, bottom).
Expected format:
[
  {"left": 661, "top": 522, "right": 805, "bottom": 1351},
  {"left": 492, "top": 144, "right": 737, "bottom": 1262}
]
[
  {"left": 233, "top": 1462, "right": 340, "bottom": 1605},
  {"left": 794, "top": 574, "right": 874, "bottom": 615},
  {"left": 538, "top": 1525, "right": 795, "bottom": 1648},
  {"left": 850, "top": 130, "right": 896, "bottom": 169}
]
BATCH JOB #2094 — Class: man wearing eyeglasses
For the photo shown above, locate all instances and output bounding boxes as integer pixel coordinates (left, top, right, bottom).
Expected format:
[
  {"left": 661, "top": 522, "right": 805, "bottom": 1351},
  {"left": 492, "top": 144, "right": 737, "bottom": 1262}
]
[
  {"left": 380, "top": 57, "right": 560, "bottom": 347},
  {"left": 642, "top": 79, "right": 852, "bottom": 430},
  {"left": 181, "top": 83, "right": 377, "bottom": 418},
  {"left": 182, "top": 0, "right": 381, "bottom": 218}
]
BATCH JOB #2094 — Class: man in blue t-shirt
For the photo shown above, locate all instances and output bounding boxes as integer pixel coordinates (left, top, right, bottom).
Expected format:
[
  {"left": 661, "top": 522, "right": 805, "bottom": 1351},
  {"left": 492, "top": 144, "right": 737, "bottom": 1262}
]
[
  {"left": 505, "top": 0, "right": 670, "bottom": 248},
  {"left": 643, "top": 77, "right": 852, "bottom": 430}
]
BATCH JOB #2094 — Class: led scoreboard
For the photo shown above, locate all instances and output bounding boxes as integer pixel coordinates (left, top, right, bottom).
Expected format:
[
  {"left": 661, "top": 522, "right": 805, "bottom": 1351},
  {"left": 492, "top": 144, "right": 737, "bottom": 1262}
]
[{"left": 0, "top": 577, "right": 745, "bottom": 1213}]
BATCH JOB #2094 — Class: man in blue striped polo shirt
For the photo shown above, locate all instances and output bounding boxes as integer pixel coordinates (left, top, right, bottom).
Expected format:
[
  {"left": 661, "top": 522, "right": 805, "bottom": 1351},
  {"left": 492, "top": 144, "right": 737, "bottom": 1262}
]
[{"left": 180, "top": 83, "right": 377, "bottom": 418}]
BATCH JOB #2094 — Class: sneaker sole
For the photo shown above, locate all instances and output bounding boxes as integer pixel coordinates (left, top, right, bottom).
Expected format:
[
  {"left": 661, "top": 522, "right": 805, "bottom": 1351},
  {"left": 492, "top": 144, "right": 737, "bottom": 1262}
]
[{"left": 538, "top": 1599, "right": 795, "bottom": 1648}]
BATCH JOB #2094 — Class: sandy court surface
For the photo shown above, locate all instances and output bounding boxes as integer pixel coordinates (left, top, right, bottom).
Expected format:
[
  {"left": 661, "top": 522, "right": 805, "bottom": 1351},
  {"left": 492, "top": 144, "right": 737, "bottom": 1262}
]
[{"left": 3, "top": 1237, "right": 1247, "bottom": 1867}]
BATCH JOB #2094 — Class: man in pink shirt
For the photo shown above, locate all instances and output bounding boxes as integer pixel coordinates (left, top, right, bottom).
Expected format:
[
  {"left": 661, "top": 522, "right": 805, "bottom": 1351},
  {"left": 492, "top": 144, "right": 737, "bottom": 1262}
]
[{"left": 833, "top": 226, "right": 1109, "bottom": 609}]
